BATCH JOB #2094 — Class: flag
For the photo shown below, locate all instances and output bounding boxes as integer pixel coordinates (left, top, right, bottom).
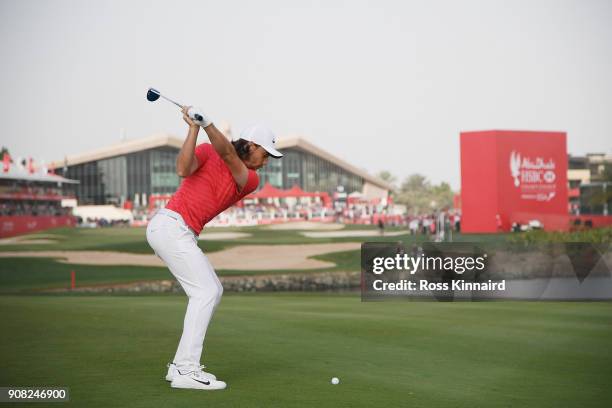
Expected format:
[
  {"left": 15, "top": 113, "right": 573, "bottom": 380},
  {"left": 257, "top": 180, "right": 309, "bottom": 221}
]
[{"left": 2, "top": 152, "right": 10, "bottom": 173}]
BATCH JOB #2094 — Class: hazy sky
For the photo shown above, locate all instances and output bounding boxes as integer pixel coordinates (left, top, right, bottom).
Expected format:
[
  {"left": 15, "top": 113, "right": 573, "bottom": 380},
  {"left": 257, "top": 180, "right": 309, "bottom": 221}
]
[{"left": 1, "top": 0, "right": 611, "bottom": 189}]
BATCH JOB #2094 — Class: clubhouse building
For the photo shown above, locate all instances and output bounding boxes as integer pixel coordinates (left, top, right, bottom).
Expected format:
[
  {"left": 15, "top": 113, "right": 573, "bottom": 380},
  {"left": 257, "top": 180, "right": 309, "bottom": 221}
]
[{"left": 52, "top": 134, "right": 392, "bottom": 207}]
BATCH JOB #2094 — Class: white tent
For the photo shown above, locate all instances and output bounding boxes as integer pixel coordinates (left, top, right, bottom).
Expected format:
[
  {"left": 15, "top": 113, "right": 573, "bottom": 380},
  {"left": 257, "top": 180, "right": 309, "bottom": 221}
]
[{"left": 73, "top": 205, "right": 133, "bottom": 223}]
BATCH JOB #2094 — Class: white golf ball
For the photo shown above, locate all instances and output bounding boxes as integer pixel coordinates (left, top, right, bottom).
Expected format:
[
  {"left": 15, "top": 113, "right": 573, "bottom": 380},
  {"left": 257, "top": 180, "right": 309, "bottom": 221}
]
[{"left": 331, "top": 377, "right": 340, "bottom": 385}]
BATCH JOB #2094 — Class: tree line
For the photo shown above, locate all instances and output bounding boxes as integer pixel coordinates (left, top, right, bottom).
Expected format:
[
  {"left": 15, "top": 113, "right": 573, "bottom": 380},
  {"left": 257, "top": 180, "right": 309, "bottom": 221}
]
[{"left": 377, "top": 171, "right": 454, "bottom": 214}]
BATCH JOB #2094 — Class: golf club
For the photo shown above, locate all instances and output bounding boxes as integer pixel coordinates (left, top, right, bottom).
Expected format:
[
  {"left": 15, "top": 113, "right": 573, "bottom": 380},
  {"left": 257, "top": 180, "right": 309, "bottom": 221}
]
[{"left": 146, "top": 87, "right": 204, "bottom": 122}]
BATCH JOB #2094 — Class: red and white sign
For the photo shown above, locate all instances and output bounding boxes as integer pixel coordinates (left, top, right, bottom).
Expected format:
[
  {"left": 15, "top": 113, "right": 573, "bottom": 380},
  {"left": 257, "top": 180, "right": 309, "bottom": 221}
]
[
  {"left": 461, "top": 130, "right": 568, "bottom": 232},
  {"left": 0, "top": 215, "right": 76, "bottom": 238}
]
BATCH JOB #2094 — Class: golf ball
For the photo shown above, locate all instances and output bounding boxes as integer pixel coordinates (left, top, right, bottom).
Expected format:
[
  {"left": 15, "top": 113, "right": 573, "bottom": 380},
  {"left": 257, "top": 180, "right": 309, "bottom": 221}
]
[{"left": 331, "top": 377, "right": 340, "bottom": 385}]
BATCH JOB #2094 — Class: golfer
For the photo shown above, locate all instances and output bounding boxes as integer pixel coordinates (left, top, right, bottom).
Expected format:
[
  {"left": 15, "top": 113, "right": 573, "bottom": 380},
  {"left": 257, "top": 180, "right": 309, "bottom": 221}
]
[{"left": 146, "top": 106, "right": 282, "bottom": 390}]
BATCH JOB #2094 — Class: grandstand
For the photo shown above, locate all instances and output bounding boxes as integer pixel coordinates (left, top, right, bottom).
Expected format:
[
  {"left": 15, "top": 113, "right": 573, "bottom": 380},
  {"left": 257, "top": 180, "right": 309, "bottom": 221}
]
[{"left": 0, "top": 155, "right": 78, "bottom": 237}]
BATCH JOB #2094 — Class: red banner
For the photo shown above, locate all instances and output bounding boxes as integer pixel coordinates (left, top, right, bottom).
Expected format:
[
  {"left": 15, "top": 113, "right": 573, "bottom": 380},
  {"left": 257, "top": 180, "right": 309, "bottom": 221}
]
[
  {"left": 2, "top": 153, "right": 10, "bottom": 173},
  {"left": 0, "top": 215, "right": 76, "bottom": 238}
]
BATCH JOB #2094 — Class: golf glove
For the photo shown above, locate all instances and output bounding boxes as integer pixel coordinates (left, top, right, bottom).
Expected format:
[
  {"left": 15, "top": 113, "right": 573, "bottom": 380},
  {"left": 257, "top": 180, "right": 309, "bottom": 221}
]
[{"left": 188, "top": 107, "right": 212, "bottom": 128}]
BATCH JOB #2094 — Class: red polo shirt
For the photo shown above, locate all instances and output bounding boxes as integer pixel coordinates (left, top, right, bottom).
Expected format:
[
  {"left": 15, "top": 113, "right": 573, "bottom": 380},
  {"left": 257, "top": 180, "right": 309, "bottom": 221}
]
[{"left": 166, "top": 143, "right": 259, "bottom": 234}]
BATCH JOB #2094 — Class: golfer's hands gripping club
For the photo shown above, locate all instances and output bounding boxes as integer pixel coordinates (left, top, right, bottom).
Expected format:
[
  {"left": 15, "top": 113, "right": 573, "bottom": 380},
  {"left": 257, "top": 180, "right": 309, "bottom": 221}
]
[{"left": 182, "top": 106, "right": 212, "bottom": 128}]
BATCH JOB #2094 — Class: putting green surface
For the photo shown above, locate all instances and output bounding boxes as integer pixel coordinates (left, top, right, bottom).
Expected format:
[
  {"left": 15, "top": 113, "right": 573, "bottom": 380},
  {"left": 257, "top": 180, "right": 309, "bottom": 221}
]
[{"left": 1, "top": 294, "right": 610, "bottom": 407}]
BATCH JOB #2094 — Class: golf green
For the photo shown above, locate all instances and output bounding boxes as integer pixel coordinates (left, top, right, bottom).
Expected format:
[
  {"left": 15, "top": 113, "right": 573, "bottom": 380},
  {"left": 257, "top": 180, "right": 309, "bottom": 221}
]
[{"left": 1, "top": 294, "right": 610, "bottom": 407}]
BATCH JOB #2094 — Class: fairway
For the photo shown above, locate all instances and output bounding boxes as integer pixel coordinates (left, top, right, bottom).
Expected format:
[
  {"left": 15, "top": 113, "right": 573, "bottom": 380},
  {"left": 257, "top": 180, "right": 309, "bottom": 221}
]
[
  {"left": 1, "top": 294, "right": 611, "bottom": 407},
  {"left": 0, "top": 226, "right": 512, "bottom": 292},
  {"left": 0, "top": 226, "right": 510, "bottom": 254}
]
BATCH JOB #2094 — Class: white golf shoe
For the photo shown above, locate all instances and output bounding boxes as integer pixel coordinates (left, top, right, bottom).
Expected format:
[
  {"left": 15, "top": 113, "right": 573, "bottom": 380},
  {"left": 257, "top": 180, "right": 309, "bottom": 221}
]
[
  {"left": 170, "top": 366, "right": 227, "bottom": 390},
  {"left": 165, "top": 362, "right": 217, "bottom": 382}
]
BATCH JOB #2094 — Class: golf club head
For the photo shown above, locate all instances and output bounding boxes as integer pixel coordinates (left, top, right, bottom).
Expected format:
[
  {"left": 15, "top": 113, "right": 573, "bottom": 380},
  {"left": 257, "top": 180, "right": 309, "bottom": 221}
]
[{"left": 146, "top": 88, "right": 161, "bottom": 102}]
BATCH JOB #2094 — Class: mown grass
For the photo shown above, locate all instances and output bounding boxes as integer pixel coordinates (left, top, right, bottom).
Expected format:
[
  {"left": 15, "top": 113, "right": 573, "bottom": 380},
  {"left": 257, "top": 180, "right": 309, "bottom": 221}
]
[
  {"left": 0, "top": 225, "right": 510, "bottom": 254},
  {"left": 0, "top": 258, "right": 170, "bottom": 293},
  {"left": 0, "top": 249, "right": 361, "bottom": 292},
  {"left": 0, "top": 295, "right": 610, "bottom": 407}
]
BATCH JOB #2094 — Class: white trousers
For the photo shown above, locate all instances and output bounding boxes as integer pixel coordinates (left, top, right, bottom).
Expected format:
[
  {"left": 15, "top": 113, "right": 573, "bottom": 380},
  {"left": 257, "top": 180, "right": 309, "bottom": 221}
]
[{"left": 146, "top": 209, "right": 223, "bottom": 369}]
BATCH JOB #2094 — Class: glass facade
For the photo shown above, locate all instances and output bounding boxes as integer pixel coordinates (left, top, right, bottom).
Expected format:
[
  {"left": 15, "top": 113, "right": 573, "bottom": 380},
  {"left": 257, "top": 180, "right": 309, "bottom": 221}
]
[
  {"left": 60, "top": 144, "right": 367, "bottom": 205},
  {"left": 97, "top": 156, "right": 127, "bottom": 205},
  {"left": 60, "top": 146, "right": 179, "bottom": 205},
  {"left": 257, "top": 152, "right": 283, "bottom": 188},
  {"left": 150, "top": 148, "right": 180, "bottom": 194},
  {"left": 272, "top": 148, "right": 363, "bottom": 194}
]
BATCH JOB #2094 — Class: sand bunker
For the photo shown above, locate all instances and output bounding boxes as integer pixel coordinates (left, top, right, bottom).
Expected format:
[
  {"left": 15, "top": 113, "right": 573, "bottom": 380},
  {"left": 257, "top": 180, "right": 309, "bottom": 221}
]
[
  {"left": 207, "top": 243, "right": 359, "bottom": 270},
  {"left": 301, "top": 230, "right": 408, "bottom": 238},
  {"left": 0, "top": 236, "right": 57, "bottom": 245},
  {"left": 265, "top": 222, "right": 344, "bottom": 231},
  {"left": 0, "top": 242, "right": 360, "bottom": 270},
  {"left": 0, "top": 251, "right": 163, "bottom": 266}
]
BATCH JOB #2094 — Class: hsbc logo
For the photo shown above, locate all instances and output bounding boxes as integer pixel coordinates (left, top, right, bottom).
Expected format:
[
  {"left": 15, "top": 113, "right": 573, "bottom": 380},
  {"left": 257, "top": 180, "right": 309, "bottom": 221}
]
[
  {"left": 510, "top": 151, "right": 556, "bottom": 187},
  {"left": 509, "top": 150, "right": 558, "bottom": 202},
  {"left": 543, "top": 170, "right": 556, "bottom": 183}
]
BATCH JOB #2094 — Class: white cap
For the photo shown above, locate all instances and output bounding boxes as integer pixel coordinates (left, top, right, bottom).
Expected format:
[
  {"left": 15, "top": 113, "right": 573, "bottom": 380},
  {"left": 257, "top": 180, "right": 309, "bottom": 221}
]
[{"left": 239, "top": 124, "right": 283, "bottom": 158}]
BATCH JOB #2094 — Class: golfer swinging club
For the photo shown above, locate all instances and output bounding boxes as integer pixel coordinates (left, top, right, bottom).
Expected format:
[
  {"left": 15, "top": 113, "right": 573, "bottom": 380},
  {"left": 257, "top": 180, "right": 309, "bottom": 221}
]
[{"left": 146, "top": 106, "right": 282, "bottom": 390}]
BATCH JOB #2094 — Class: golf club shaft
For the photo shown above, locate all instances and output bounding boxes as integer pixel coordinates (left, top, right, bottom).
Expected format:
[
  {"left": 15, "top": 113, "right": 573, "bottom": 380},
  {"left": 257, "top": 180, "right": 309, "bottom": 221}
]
[{"left": 160, "top": 94, "right": 184, "bottom": 109}]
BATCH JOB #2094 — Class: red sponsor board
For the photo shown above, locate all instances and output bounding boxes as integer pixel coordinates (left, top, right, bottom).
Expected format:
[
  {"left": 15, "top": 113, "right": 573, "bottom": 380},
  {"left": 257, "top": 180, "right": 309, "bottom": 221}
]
[
  {"left": 0, "top": 215, "right": 77, "bottom": 238},
  {"left": 570, "top": 215, "right": 612, "bottom": 229},
  {"left": 460, "top": 130, "right": 568, "bottom": 232}
]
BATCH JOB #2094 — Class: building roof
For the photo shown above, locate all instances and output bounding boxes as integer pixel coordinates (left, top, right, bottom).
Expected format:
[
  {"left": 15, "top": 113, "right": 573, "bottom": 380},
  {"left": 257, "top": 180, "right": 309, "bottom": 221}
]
[
  {"left": 52, "top": 133, "right": 394, "bottom": 191},
  {"left": 0, "top": 170, "right": 79, "bottom": 184},
  {"left": 277, "top": 137, "right": 394, "bottom": 191},
  {"left": 50, "top": 133, "right": 183, "bottom": 168}
]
